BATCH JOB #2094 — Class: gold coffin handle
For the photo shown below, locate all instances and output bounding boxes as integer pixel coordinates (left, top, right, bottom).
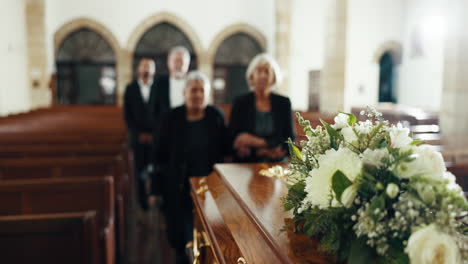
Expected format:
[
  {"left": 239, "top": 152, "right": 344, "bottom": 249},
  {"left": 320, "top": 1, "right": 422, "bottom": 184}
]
[
  {"left": 192, "top": 228, "right": 212, "bottom": 264},
  {"left": 237, "top": 257, "right": 247, "bottom": 264}
]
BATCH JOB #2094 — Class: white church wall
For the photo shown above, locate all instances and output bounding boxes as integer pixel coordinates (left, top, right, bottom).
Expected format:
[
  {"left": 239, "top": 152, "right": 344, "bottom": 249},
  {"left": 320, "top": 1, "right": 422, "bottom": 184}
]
[
  {"left": 344, "top": 0, "right": 406, "bottom": 112},
  {"left": 288, "top": 0, "right": 327, "bottom": 111},
  {"left": 0, "top": 0, "right": 30, "bottom": 116},
  {"left": 398, "top": 0, "right": 447, "bottom": 112}
]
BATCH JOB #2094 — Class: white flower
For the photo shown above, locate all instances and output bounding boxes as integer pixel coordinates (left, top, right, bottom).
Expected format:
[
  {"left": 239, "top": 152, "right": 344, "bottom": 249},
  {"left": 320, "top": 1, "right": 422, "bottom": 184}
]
[
  {"left": 394, "top": 145, "right": 446, "bottom": 181},
  {"left": 341, "top": 184, "right": 358, "bottom": 208},
  {"left": 303, "top": 148, "right": 362, "bottom": 209},
  {"left": 406, "top": 224, "right": 461, "bottom": 264},
  {"left": 413, "top": 183, "right": 435, "bottom": 204},
  {"left": 386, "top": 183, "right": 399, "bottom": 199},
  {"left": 341, "top": 127, "right": 358, "bottom": 143},
  {"left": 361, "top": 148, "right": 389, "bottom": 168},
  {"left": 442, "top": 171, "right": 463, "bottom": 194},
  {"left": 389, "top": 123, "right": 412, "bottom": 148},
  {"left": 333, "top": 113, "right": 349, "bottom": 129},
  {"left": 355, "top": 120, "right": 374, "bottom": 135}
]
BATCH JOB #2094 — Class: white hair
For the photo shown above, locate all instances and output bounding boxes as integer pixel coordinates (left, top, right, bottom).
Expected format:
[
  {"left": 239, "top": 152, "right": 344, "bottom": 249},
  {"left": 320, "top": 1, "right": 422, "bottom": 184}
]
[
  {"left": 245, "top": 53, "right": 283, "bottom": 90},
  {"left": 169, "top": 46, "right": 191, "bottom": 63},
  {"left": 185, "top": 70, "right": 211, "bottom": 96}
]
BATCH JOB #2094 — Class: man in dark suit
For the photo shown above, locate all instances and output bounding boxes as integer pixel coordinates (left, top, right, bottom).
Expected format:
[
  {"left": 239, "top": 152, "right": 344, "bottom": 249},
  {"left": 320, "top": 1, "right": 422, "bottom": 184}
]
[
  {"left": 123, "top": 58, "right": 161, "bottom": 211},
  {"left": 153, "top": 46, "right": 191, "bottom": 110},
  {"left": 148, "top": 46, "right": 191, "bottom": 203}
]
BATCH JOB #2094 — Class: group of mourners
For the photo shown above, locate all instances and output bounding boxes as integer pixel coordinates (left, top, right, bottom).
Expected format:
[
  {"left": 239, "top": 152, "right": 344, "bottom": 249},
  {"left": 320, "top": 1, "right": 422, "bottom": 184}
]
[{"left": 123, "top": 46, "right": 295, "bottom": 264}]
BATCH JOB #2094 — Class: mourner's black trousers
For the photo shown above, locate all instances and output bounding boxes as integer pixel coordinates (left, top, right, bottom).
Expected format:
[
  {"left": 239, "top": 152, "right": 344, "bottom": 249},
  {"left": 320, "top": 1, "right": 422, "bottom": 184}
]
[{"left": 132, "top": 142, "right": 153, "bottom": 211}]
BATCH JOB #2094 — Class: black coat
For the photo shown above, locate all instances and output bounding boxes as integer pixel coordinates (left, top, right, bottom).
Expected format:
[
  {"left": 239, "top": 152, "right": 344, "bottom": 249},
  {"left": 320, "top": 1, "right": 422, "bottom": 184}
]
[
  {"left": 123, "top": 79, "right": 170, "bottom": 147},
  {"left": 153, "top": 105, "right": 228, "bottom": 198},
  {"left": 228, "top": 92, "right": 296, "bottom": 162}
]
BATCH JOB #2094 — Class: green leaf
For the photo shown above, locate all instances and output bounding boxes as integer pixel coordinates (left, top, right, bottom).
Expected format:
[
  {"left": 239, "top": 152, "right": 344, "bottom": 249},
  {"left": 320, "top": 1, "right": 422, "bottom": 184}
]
[
  {"left": 291, "top": 143, "right": 303, "bottom": 161},
  {"left": 339, "top": 112, "right": 357, "bottom": 126},
  {"left": 369, "top": 194, "right": 386, "bottom": 219},
  {"left": 320, "top": 119, "right": 342, "bottom": 150},
  {"left": 332, "top": 170, "right": 353, "bottom": 202},
  {"left": 410, "top": 139, "right": 424, "bottom": 146},
  {"left": 348, "top": 238, "right": 377, "bottom": 264}
]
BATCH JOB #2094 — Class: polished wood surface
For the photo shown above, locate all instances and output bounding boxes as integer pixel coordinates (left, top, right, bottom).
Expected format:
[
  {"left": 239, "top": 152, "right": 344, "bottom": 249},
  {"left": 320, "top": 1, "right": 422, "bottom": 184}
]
[{"left": 190, "top": 163, "right": 336, "bottom": 264}]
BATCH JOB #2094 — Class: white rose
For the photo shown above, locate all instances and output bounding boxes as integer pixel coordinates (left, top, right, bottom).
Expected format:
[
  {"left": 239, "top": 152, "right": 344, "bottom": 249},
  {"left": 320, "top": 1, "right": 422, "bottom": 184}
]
[
  {"left": 386, "top": 183, "right": 399, "bottom": 199},
  {"left": 361, "top": 148, "right": 389, "bottom": 168},
  {"left": 394, "top": 145, "right": 446, "bottom": 181},
  {"left": 341, "top": 184, "right": 358, "bottom": 208},
  {"left": 303, "top": 148, "right": 362, "bottom": 209},
  {"left": 406, "top": 224, "right": 461, "bottom": 264},
  {"left": 341, "top": 127, "right": 358, "bottom": 143},
  {"left": 389, "top": 123, "right": 413, "bottom": 148},
  {"left": 412, "top": 183, "right": 436, "bottom": 204},
  {"left": 333, "top": 113, "right": 350, "bottom": 129}
]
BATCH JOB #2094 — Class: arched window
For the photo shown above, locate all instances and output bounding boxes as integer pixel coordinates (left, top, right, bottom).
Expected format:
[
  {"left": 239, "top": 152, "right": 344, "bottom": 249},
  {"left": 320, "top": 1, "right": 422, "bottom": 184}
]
[
  {"left": 56, "top": 28, "right": 117, "bottom": 105},
  {"left": 133, "top": 22, "right": 197, "bottom": 76},
  {"left": 213, "top": 33, "right": 263, "bottom": 104},
  {"left": 378, "top": 51, "right": 396, "bottom": 103}
]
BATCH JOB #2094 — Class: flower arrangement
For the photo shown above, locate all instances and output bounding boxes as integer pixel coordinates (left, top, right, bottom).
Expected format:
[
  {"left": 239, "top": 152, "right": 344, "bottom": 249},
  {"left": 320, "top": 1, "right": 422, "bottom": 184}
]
[{"left": 283, "top": 108, "right": 468, "bottom": 264}]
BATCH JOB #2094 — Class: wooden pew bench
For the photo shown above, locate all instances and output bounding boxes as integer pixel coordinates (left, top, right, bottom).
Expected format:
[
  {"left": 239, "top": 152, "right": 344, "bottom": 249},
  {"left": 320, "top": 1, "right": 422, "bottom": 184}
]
[
  {"left": 0, "top": 177, "right": 115, "bottom": 264},
  {"left": 0, "top": 212, "right": 99, "bottom": 264},
  {"left": 0, "top": 155, "right": 128, "bottom": 262}
]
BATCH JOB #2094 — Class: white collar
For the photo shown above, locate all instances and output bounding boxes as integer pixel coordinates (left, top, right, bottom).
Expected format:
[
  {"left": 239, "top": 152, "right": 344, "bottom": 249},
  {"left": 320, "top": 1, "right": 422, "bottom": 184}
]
[{"left": 138, "top": 79, "right": 153, "bottom": 87}]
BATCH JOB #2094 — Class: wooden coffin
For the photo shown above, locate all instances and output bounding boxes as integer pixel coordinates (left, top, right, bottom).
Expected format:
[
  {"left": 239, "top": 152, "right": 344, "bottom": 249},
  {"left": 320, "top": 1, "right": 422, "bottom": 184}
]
[{"left": 190, "top": 163, "right": 336, "bottom": 264}]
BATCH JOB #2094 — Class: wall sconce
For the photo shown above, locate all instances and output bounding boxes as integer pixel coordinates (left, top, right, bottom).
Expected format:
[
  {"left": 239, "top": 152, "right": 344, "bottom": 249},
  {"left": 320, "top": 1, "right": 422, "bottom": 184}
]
[{"left": 30, "top": 68, "right": 42, "bottom": 88}]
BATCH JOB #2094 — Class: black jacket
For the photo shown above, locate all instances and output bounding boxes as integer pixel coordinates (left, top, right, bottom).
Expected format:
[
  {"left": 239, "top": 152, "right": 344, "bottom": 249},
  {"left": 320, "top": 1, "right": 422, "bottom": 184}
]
[
  {"left": 123, "top": 80, "right": 158, "bottom": 147},
  {"left": 153, "top": 105, "right": 228, "bottom": 197},
  {"left": 228, "top": 92, "right": 295, "bottom": 162}
]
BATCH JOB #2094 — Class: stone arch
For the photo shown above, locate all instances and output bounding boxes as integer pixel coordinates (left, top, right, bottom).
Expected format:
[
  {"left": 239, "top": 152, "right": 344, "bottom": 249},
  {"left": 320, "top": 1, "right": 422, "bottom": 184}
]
[
  {"left": 122, "top": 12, "right": 204, "bottom": 99},
  {"left": 126, "top": 12, "right": 203, "bottom": 63},
  {"left": 207, "top": 23, "right": 267, "bottom": 67},
  {"left": 54, "top": 17, "right": 120, "bottom": 59},
  {"left": 53, "top": 18, "right": 121, "bottom": 105},
  {"left": 372, "top": 40, "right": 403, "bottom": 65}
]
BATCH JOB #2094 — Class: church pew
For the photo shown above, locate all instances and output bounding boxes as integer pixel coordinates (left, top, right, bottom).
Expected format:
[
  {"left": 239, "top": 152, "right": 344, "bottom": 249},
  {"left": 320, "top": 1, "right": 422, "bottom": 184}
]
[
  {"left": 0, "top": 132, "right": 126, "bottom": 146},
  {"left": 0, "top": 155, "right": 129, "bottom": 261},
  {"left": 0, "top": 143, "right": 126, "bottom": 158},
  {"left": 0, "top": 177, "right": 115, "bottom": 264},
  {"left": 0, "top": 211, "right": 100, "bottom": 264}
]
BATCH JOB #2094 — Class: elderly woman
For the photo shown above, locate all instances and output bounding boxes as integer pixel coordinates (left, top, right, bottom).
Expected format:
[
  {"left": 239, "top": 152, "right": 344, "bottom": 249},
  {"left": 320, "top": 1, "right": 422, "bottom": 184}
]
[
  {"left": 153, "top": 71, "right": 228, "bottom": 264},
  {"left": 229, "top": 53, "right": 295, "bottom": 163}
]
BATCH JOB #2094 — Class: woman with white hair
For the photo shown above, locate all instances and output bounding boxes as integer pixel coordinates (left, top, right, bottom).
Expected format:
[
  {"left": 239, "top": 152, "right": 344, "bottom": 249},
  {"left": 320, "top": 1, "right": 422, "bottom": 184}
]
[
  {"left": 229, "top": 53, "right": 295, "bottom": 162},
  {"left": 152, "top": 70, "right": 228, "bottom": 264}
]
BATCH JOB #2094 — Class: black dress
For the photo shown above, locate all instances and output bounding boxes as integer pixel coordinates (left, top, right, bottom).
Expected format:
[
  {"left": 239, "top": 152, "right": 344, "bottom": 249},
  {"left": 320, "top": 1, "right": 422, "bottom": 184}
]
[
  {"left": 228, "top": 92, "right": 296, "bottom": 163},
  {"left": 153, "top": 105, "right": 228, "bottom": 259}
]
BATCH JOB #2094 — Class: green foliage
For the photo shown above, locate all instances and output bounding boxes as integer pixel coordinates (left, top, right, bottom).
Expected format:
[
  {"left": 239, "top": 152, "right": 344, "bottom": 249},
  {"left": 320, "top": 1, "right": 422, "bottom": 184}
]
[
  {"left": 296, "top": 112, "right": 315, "bottom": 137},
  {"left": 289, "top": 140, "right": 303, "bottom": 161},
  {"left": 410, "top": 138, "right": 424, "bottom": 146},
  {"left": 301, "top": 207, "right": 351, "bottom": 253},
  {"left": 331, "top": 170, "right": 353, "bottom": 203},
  {"left": 348, "top": 238, "right": 377, "bottom": 264},
  {"left": 369, "top": 194, "right": 386, "bottom": 220},
  {"left": 320, "top": 119, "right": 343, "bottom": 150},
  {"left": 283, "top": 180, "right": 307, "bottom": 212}
]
